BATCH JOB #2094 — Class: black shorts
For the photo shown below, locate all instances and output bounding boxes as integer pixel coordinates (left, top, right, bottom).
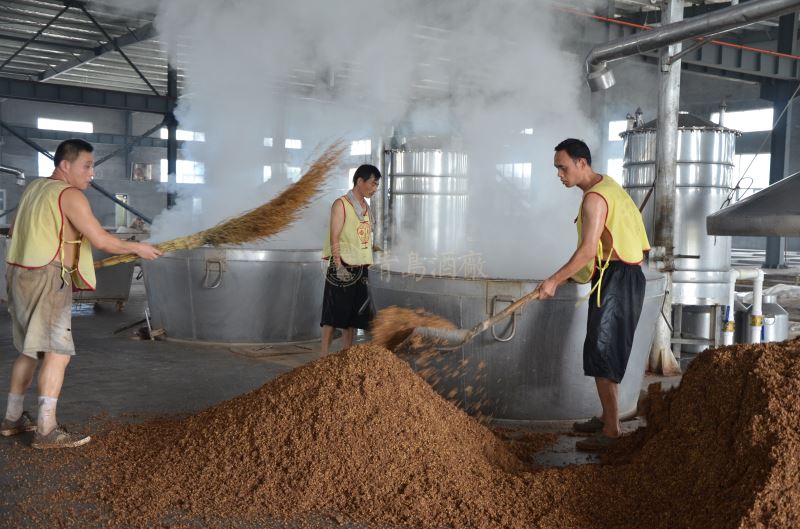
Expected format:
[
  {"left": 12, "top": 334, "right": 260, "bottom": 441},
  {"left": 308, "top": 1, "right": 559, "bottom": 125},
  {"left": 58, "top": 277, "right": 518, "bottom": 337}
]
[
  {"left": 320, "top": 264, "right": 374, "bottom": 330},
  {"left": 583, "top": 261, "right": 646, "bottom": 384}
]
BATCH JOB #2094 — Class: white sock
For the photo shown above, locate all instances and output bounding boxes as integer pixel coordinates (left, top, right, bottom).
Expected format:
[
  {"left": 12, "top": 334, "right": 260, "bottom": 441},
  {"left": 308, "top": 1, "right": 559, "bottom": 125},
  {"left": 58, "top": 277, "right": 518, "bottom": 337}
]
[
  {"left": 5, "top": 393, "right": 24, "bottom": 422},
  {"left": 37, "top": 396, "right": 58, "bottom": 435}
]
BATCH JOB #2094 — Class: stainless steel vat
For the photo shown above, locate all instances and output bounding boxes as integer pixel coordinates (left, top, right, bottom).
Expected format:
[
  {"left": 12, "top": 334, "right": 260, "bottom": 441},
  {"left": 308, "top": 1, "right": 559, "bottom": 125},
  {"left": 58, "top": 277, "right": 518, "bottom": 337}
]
[
  {"left": 143, "top": 247, "right": 324, "bottom": 343},
  {"left": 73, "top": 246, "right": 137, "bottom": 310},
  {"left": 755, "top": 294, "right": 789, "bottom": 343},
  {"left": 622, "top": 114, "right": 740, "bottom": 305},
  {"left": 370, "top": 266, "right": 666, "bottom": 422},
  {"left": 389, "top": 138, "right": 469, "bottom": 257}
]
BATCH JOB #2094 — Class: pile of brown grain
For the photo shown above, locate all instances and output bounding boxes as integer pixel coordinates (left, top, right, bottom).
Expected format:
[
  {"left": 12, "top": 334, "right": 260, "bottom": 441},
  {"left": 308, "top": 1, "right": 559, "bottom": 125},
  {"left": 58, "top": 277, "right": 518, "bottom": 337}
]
[
  {"left": 594, "top": 338, "right": 800, "bottom": 529},
  {"left": 88, "top": 344, "right": 543, "bottom": 529},
  {"left": 5, "top": 339, "right": 800, "bottom": 529}
]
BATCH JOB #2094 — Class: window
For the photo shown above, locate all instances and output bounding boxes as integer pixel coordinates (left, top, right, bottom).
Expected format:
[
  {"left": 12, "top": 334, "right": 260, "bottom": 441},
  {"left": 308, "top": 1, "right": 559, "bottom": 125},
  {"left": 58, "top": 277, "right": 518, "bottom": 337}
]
[
  {"left": 114, "top": 193, "right": 128, "bottom": 228},
  {"left": 606, "top": 158, "right": 624, "bottom": 183},
  {"left": 732, "top": 153, "right": 771, "bottom": 200},
  {"left": 263, "top": 165, "right": 272, "bottom": 182},
  {"left": 711, "top": 108, "right": 773, "bottom": 133},
  {"left": 520, "top": 128, "right": 534, "bottom": 135},
  {"left": 159, "top": 128, "right": 205, "bottom": 142},
  {"left": 37, "top": 118, "right": 93, "bottom": 133},
  {"left": 38, "top": 152, "right": 55, "bottom": 176},
  {"left": 160, "top": 159, "right": 205, "bottom": 184},
  {"left": 350, "top": 139, "right": 371, "bottom": 156},
  {"left": 495, "top": 162, "right": 532, "bottom": 189},
  {"left": 608, "top": 120, "right": 627, "bottom": 142},
  {"left": 285, "top": 139, "right": 302, "bottom": 150},
  {"left": 287, "top": 166, "right": 301, "bottom": 182},
  {"left": 264, "top": 137, "right": 274, "bottom": 147}
]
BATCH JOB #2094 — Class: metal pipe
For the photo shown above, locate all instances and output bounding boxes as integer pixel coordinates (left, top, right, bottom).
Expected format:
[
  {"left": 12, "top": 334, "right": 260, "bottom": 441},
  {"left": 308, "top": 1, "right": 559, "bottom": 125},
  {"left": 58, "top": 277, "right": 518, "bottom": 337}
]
[
  {"left": 585, "top": 0, "right": 800, "bottom": 91},
  {"left": 649, "top": 0, "right": 683, "bottom": 375},
  {"left": 371, "top": 137, "right": 386, "bottom": 251},
  {"left": 0, "top": 164, "right": 25, "bottom": 185}
]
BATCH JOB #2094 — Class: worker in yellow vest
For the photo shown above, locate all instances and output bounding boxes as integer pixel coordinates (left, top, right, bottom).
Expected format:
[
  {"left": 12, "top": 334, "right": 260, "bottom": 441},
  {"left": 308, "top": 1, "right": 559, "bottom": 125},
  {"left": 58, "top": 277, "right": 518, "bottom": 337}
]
[
  {"left": 536, "top": 138, "right": 650, "bottom": 452},
  {"left": 321, "top": 164, "right": 381, "bottom": 356},
  {"left": 1, "top": 139, "right": 161, "bottom": 449}
]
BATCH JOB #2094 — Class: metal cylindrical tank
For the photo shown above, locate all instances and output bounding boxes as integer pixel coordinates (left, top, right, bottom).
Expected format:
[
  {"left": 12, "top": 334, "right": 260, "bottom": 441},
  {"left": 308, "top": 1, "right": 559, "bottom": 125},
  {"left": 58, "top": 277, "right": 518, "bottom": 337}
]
[
  {"left": 371, "top": 266, "right": 666, "bottom": 422},
  {"left": 622, "top": 113, "right": 740, "bottom": 305},
  {"left": 389, "top": 137, "right": 468, "bottom": 257},
  {"left": 143, "top": 247, "right": 324, "bottom": 343},
  {"left": 757, "top": 294, "right": 789, "bottom": 343}
]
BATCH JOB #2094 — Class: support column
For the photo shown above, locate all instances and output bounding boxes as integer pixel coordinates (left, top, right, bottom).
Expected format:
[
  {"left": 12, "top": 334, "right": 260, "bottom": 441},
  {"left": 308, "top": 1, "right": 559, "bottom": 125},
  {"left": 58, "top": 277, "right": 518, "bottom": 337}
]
[
  {"left": 764, "top": 13, "right": 798, "bottom": 269},
  {"left": 650, "top": 0, "right": 683, "bottom": 375},
  {"left": 166, "top": 65, "right": 178, "bottom": 209}
]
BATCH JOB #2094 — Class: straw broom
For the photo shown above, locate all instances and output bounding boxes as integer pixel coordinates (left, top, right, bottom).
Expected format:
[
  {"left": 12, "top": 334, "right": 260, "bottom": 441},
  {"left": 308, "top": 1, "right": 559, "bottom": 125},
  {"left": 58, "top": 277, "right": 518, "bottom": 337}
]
[{"left": 95, "top": 142, "right": 345, "bottom": 269}]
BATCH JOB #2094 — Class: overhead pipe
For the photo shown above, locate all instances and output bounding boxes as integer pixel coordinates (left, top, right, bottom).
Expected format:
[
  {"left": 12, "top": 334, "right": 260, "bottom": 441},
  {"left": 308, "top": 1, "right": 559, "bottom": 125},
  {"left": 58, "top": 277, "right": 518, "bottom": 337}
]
[
  {"left": 585, "top": 0, "right": 800, "bottom": 91},
  {"left": 0, "top": 164, "right": 26, "bottom": 186}
]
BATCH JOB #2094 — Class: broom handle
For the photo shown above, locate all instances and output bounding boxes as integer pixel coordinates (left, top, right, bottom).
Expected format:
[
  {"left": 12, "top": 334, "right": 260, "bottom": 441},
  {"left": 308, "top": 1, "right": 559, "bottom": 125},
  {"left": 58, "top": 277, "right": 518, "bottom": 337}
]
[{"left": 464, "top": 289, "right": 540, "bottom": 342}]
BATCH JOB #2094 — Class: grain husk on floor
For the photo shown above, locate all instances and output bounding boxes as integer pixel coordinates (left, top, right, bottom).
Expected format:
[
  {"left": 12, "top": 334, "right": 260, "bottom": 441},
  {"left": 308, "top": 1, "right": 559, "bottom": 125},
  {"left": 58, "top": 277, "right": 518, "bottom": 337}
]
[{"left": 3, "top": 339, "right": 800, "bottom": 528}]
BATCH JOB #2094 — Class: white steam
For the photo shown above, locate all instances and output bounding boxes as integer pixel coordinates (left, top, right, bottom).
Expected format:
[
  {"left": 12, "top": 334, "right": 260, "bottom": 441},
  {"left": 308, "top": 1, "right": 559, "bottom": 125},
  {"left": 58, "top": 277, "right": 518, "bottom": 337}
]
[{"left": 114, "top": 0, "right": 598, "bottom": 278}]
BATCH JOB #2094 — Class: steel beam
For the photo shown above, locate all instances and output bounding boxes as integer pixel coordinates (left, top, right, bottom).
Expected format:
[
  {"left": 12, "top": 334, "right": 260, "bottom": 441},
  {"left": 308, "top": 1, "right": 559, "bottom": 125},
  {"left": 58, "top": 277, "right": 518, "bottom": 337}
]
[
  {"left": 1, "top": 123, "right": 173, "bottom": 148},
  {"left": 38, "top": 22, "right": 156, "bottom": 81},
  {"left": 0, "top": 77, "right": 169, "bottom": 113},
  {"left": 166, "top": 65, "right": 177, "bottom": 208},
  {"left": 0, "top": 4, "right": 71, "bottom": 73}
]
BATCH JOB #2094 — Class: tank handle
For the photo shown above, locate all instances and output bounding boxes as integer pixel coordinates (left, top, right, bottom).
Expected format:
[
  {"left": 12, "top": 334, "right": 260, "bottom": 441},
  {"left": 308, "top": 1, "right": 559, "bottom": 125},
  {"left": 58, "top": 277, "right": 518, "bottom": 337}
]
[
  {"left": 202, "top": 259, "right": 226, "bottom": 289},
  {"left": 490, "top": 295, "right": 518, "bottom": 343}
]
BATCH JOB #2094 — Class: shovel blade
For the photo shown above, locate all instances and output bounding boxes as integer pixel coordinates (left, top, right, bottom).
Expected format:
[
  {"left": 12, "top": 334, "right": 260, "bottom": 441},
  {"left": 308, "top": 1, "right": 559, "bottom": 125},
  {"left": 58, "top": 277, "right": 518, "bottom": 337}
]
[{"left": 392, "top": 326, "right": 470, "bottom": 355}]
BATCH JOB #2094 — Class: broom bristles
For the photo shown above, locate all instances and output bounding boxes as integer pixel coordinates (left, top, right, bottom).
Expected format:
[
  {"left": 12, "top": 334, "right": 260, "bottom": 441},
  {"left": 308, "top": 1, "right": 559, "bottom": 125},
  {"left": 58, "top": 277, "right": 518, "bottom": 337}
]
[{"left": 95, "top": 142, "right": 344, "bottom": 269}]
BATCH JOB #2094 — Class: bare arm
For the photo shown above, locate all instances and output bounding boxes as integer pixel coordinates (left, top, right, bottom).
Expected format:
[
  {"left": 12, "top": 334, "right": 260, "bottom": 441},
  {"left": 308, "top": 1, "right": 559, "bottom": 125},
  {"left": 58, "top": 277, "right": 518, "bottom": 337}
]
[
  {"left": 537, "top": 193, "right": 607, "bottom": 299},
  {"left": 60, "top": 189, "right": 161, "bottom": 260},
  {"left": 329, "top": 198, "right": 345, "bottom": 267}
]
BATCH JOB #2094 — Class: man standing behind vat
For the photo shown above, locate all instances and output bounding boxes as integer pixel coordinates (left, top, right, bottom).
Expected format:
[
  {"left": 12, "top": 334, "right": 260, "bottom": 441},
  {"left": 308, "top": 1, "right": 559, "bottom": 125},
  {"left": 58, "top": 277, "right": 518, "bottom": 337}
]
[
  {"left": 1, "top": 139, "right": 161, "bottom": 448},
  {"left": 536, "top": 139, "right": 650, "bottom": 451},
  {"left": 320, "top": 164, "right": 381, "bottom": 356}
]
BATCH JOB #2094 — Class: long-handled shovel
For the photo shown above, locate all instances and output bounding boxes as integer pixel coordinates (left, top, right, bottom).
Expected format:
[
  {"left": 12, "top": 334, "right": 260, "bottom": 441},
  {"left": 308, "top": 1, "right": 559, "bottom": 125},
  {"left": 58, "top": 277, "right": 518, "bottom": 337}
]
[{"left": 394, "top": 289, "right": 540, "bottom": 354}]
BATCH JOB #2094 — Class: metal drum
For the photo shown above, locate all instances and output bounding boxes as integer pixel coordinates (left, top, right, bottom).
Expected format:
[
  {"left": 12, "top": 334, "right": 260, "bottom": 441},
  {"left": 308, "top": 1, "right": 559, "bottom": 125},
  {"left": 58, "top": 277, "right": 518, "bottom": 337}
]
[
  {"left": 143, "top": 247, "right": 324, "bottom": 343},
  {"left": 622, "top": 113, "right": 740, "bottom": 305},
  {"left": 73, "top": 245, "right": 137, "bottom": 310},
  {"left": 389, "top": 138, "right": 468, "bottom": 257},
  {"left": 371, "top": 266, "right": 666, "bottom": 422},
  {"left": 757, "top": 294, "right": 789, "bottom": 343}
]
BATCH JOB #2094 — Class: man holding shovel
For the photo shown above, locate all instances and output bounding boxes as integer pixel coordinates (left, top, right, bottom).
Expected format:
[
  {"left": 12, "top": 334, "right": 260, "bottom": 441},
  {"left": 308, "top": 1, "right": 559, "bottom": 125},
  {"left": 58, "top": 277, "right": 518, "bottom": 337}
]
[
  {"left": 536, "top": 138, "right": 650, "bottom": 451},
  {"left": 320, "top": 164, "right": 381, "bottom": 356},
  {"left": 1, "top": 139, "right": 161, "bottom": 448}
]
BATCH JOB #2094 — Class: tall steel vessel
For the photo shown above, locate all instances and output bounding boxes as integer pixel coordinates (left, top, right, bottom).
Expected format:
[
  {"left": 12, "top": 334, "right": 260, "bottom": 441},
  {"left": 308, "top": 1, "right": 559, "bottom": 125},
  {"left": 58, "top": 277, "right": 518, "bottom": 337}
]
[{"left": 622, "top": 113, "right": 740, "bottom": 306}]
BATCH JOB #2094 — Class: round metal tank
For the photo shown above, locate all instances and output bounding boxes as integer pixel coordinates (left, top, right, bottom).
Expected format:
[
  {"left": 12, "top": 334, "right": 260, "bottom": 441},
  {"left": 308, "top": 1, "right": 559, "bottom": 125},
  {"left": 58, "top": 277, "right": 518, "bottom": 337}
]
[
  {"left": 389, "top": 138, "right": 468, "bottom": 257},
  {"left": 754, "top": 294, "right": 790, "bottom": 343},
  {"left": 371, "top": 267, "right": 666, "bottom": 422},
  {"left": 622, "top": 113, "right": 740, "bottom": 305},
  {"left": 143, "top": 246, "right": 324, "bottom": 343}
]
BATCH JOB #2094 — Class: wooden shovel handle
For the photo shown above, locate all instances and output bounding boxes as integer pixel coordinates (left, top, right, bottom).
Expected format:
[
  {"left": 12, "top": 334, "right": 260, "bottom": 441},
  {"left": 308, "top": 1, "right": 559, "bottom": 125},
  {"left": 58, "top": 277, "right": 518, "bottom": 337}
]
[{"left": 464, "top": 289, "right": 540, "bottom": 342}]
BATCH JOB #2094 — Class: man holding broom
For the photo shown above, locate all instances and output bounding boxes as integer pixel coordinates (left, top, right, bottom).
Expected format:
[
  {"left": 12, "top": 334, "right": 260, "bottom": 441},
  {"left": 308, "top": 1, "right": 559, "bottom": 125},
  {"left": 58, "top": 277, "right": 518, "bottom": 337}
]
[
  {"left": 320, "top": 164, "right": 382, "bottom": 356},
  {"left": 1, "top": 139, "right": 161, "bottom": 449}
]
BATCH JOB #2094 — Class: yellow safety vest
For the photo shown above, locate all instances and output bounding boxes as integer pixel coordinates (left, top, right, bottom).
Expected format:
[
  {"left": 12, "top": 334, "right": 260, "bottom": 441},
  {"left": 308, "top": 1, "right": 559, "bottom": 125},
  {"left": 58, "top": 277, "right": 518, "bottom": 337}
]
[
  {"left": 7, "top": 178, "right": 96, "bottom": 291},
  {"left": 323, "top": 196, "right": 373, "bottom": 266},
  {"left": 573, "top": 175, "right": 649, "bottom": 306}
]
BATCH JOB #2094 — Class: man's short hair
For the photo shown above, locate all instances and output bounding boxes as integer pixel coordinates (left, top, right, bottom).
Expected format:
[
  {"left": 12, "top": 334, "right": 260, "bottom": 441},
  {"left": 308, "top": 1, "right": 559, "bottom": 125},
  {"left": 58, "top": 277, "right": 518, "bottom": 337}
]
[
  {"left": 554, "top": 138, "right": 592, "bottom": 167},
  {"left": 352, "top": 164, "right": 381, "bottom": 186},
  {"left": 54, "top": 139, "right": 94, "bottom": 168}
]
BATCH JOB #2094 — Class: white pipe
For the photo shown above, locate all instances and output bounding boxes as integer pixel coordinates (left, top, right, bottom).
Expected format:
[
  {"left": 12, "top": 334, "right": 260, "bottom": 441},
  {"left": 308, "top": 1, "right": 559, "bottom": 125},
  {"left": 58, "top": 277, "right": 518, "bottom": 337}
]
[
  {"left": 723, "top": 269, "right": 738, "bottom": 346},
  {"left": 723, "top": 267, "right": 763, "bottom": 345},
  {"left": 749, "top": 269, "right": 765, "bottom": 344}
]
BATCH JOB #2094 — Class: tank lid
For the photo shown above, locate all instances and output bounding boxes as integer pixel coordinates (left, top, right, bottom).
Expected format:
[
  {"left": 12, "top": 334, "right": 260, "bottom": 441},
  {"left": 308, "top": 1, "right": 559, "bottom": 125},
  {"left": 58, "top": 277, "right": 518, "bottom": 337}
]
[{"left": 620, "top": 112, "right": 742, "bottom": 137}]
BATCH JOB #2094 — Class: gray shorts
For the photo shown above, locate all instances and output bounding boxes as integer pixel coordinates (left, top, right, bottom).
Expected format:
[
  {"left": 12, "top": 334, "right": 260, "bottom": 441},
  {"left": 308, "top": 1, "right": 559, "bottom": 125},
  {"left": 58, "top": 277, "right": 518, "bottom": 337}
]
[{"left": 6, "top": 262, "right": 75, "bottom": 359}]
